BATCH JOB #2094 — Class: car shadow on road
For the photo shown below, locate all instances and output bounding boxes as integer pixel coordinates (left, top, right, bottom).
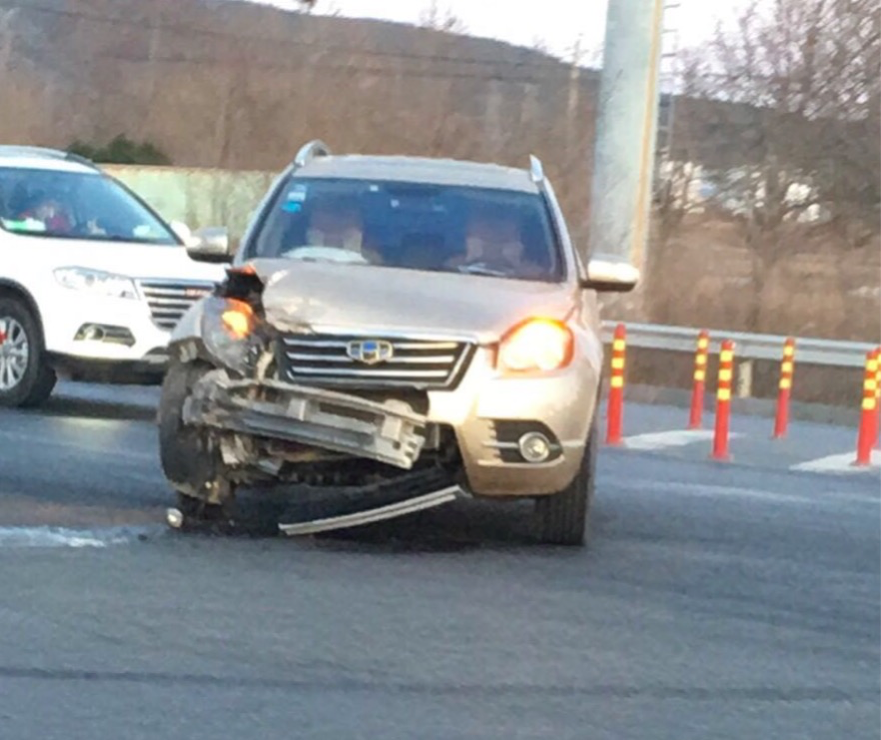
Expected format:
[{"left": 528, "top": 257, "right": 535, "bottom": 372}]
[
  {"left": 212, "top": 489, "right": 588, "bottom": 554},
  {"left": 311, "top": 500, "right": 534, "bottom": 552}
]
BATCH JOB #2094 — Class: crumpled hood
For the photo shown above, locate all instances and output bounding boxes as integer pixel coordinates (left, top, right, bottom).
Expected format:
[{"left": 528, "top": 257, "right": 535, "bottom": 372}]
[{"left": 248, "top": 258, "right": 578, "bottom": 342}]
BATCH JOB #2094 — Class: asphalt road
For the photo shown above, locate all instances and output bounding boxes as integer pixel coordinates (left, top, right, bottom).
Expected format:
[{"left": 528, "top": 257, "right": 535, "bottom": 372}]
[{"left": 0, "top": 382, "right": 878, "bottom": 739}]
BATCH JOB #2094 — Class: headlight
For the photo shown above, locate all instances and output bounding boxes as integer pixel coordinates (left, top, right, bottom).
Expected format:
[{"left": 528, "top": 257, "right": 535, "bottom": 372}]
[
  {"left": 54, "top": 267, "right": 138, "bottom": 300},
  {"left": 498, "top": 318, "right": 574, "bottom": 374},
  {"left": 201, "top": 297, "right": 261, "bottom": 373}
]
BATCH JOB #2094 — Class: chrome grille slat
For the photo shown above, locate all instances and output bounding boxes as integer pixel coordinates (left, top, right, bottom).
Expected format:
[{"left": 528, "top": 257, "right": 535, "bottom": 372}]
[
  {"left": 145, "top": 296, "right": 197, "bottom": 305},
  {"left": 139, "top": 287, "right": 200, "bottom": 298},
  {"left": 138, "top": 280, "right": 215, "bottom": 331},
  {"left": 282, "top": 337, "right": 460, "bottom": 352},
  {"left": 292, "top": 367, "right": 451, "bottom": 378},
  {"left": 279, "top": 333, "right": 473, "bottom": 389},
  {"left": 282, "top": 339, "right": 350, "bottom": 349},
  {"left": 284, "top": 352, "right": 457, "bottom": 365}
]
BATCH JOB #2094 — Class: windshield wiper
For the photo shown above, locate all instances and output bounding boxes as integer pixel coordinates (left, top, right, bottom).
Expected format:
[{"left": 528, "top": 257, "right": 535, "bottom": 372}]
[{"left": 457, "top": 263, "right": 509, "bottom": 277}]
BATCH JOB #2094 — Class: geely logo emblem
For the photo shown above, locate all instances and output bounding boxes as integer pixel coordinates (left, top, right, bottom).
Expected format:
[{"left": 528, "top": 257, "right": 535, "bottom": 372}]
[{"left": 347, "top": 339, "right": 394, "bottom": 365}]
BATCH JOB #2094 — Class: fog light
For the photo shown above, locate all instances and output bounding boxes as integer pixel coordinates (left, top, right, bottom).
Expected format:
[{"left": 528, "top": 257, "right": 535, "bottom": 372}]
[
  {"left": 78, "top": 324, "right": 106, "bottom": 341},
  {"left": 519, "top": 432, "right": 552, "bottom": 463}
]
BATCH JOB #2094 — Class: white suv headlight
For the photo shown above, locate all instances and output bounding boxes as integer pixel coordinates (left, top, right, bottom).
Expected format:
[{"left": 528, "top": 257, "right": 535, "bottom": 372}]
[{"left": 54, "top": 268, "right": 138, "bottom": 300}]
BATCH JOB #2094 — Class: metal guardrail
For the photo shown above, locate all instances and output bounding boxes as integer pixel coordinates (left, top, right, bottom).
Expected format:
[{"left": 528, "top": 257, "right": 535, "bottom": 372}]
[{"left": 601, "top": 321, "right": 877, "bottom": 368}]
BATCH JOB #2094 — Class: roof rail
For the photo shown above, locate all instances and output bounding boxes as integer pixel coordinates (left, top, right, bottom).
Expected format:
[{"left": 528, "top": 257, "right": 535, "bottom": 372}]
[
  {"left": 65, "top": 152, "right": 100, "bottom": 169},
  {"left": 0, "top": 145, "right": 99, "bottom": 170},
  {"left": 294, "top": 140, "right": 331, "bottom": 168},
  {"left": 529, "top": 154, "right": 544, "bottom": 184}
]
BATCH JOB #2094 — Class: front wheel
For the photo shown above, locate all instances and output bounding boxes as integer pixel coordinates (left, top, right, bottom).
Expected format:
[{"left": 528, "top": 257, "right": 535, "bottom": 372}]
[
  {"left": 0, "top": 298, "right": 57, "bottom": 408},
  {"left": 534, "top": 418, "right": 597, "bottom": 547},
  {"left": 158, "top": 359, "right": 234, "bottom": 509}
]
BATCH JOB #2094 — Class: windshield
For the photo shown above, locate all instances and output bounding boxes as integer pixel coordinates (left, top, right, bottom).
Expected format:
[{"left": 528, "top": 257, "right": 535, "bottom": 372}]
[
  {"left": 249, "top": 177, "right": 565, "bottom": 281},
  {"left": 0, "top": 167, "right": 178, "bottom": 245}
]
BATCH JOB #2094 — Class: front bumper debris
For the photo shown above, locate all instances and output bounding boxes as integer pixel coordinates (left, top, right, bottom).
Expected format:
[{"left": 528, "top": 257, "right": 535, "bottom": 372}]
[
  {"left": 278, "top": 485, "right": 467, "bottom": 536},
  {"left": 182, "top": 370, "right": 429, "bottom": 470}
]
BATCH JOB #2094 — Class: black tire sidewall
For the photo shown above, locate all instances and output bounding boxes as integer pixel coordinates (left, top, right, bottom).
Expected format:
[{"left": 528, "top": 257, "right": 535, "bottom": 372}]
[
  {"left": 535, "top": 414, "right": 597, "bottom": 546},
  {"left": 158, "top": 359, "right": 229, "bottom": 502}
]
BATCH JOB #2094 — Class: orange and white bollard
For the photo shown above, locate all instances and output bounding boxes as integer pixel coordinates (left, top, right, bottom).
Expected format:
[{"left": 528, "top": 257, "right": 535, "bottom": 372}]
[
  {"left": 854, "top": 350, "right": 879, "bottom": 466},
  {"left": 606, "top": 323, "right": 626, "bottom": 446},
  {"left": 773, "top": 337, "right": 796, "bottom": 439},
  {"left": 688, "top": 330, "right": 710, "bottom": 429},
  {"left": 711, "top": 340, "right": 735, "bottom": 461},
  {"left": 874, "top": 348, "right": 881, "bottom": 448}
]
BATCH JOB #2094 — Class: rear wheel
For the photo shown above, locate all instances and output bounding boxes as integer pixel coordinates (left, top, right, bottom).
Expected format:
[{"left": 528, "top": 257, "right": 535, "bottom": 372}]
[
  {"left": 0, "top": 299, "right": 56, "bottom": 408},
  {"left": 534, "top": 418, "right": 597, "bottom": 547}
]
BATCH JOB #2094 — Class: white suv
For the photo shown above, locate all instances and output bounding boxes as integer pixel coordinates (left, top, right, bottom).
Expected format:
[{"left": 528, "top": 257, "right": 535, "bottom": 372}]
[{"left": 0, "top": 146, "right": 230, "bottom": 407}]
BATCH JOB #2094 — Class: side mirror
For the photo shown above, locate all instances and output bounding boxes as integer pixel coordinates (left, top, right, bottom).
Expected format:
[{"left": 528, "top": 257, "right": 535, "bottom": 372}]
[
  {"left": 579, "top": 253, "right": 640, "bottom": 293},
  {"left": 185, "top": 226, "right": 235, "bottom": 264}
]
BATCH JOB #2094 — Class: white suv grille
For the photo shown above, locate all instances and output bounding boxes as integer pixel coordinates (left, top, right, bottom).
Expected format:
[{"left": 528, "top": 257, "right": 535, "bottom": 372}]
[{"left": 138, "top": 280, "right": 215, "bottom": 331}]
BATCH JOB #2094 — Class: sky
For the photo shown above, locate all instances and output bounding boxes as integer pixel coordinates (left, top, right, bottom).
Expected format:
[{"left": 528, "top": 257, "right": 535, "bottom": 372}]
[{"left": 257, "top": 1, "right": 744, "bottom": 62}]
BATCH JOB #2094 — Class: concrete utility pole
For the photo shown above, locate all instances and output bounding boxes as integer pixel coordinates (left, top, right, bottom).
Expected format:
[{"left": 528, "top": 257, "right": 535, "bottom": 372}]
[{"left": 586, "top": 0, "right": 666, "bottom": 270}]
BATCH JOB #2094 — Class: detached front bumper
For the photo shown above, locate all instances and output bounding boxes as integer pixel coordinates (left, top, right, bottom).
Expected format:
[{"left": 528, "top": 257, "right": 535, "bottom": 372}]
[{"left": 182, "top": 371, "right": 429, "bottom": 470}]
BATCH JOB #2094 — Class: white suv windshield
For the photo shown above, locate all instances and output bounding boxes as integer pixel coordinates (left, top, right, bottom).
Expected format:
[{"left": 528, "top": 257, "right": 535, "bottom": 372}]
[
  {"left": 249, "top": 177, "right": 565, "bottom": 281},
  {"left": 0, "top": 167, "right": 178, "bottom": 245}
]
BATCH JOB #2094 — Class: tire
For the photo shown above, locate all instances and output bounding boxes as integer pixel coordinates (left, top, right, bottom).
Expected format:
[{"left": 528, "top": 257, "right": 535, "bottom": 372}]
[
  {"left": 534, "top": 417, "right": 597, "bottom": 547},
  {"left": 158, "top": 359, "right": 234, "bottom": 509},
  {"left": 0, "top": 298, "right": 57, "bottom": 409}
]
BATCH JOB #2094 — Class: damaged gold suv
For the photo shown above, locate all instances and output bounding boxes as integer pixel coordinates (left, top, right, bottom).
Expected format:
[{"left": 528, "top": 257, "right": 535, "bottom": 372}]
[{"left": 158, "top": 141, "right": 639, "bottom": 545}]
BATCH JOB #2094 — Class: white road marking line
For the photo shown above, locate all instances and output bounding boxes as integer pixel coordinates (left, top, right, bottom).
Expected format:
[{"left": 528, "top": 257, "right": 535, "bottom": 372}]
[
  {"left": 622, "top": 429, "right": 741, "bottom": 451},
  {"left": 0, "top": 526, "right": 163, "bottom": 549},
  {"left": 792, "top": 451, "right": 881, "bottom": 474}
]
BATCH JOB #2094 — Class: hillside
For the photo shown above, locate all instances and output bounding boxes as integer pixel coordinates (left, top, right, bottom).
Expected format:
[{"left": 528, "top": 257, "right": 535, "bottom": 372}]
[{"left": 1, "top": 0, "right": 594, "bottom": 166}]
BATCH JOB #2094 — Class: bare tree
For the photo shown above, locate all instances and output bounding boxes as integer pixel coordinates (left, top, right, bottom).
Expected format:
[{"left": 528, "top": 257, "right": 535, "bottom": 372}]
[
  {"left": 681, "top": 0, "right": 879, "bottom": 224},
  {"left": 659, "top": 0, "right": 880, "bottom": 329},
  {"left": 418, "top": 1, "right": 468, "bottom": 34}
]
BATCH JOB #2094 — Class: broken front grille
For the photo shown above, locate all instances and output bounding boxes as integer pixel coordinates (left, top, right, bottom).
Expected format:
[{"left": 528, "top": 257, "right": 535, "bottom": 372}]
[
  {"left": 138, "top": 280, "right": 216, "bottom": 331},
  {"left": 278, "top": 333, "right": 474, "bottom": 390}
]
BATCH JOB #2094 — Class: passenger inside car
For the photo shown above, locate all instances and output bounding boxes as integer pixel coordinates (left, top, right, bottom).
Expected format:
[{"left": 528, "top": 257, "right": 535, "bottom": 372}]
[
  {"left": 20, "top": 194, "right": 74, "bottom": 233},
  {"left": 445, "top": 204, "right": 545, "bottom": 277},
  {"left": 305, "top": 196, "right": 364, "bottom": 252}
]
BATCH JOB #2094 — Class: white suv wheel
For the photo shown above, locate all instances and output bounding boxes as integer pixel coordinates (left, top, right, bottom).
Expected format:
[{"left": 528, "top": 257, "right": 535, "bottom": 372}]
[
  {"left": 0, "top": 299, "right": 56, "bottom": 408},
  {"left": 0, "top": 317, "right": 29, "bottom": 391}
]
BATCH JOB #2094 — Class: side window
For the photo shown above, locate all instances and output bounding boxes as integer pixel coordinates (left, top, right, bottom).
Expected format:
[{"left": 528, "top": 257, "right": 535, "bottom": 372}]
[
  {"left": 0, "top": 173, "right": 75, "bottom": 234},
  {"left": 0, "top": 167, "right": 176, "bottom": 243}
]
